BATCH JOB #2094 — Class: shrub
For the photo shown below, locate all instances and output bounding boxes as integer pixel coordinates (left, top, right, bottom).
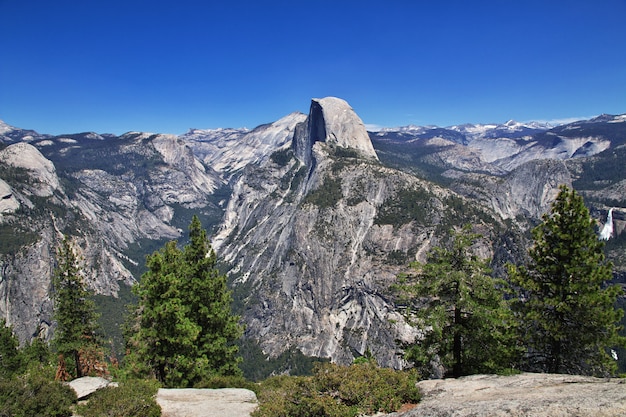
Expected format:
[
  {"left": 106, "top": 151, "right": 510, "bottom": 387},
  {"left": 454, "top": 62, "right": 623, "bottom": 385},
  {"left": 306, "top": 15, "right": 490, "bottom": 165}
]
[
  {"left": 75, "top": 379, "right": 161, "bottom": 417},
  {"left": 0, "top": 369, "right": 76, "bottom": 417},
  {"left": 253, "top": 362, "right": 421, "bottom": 417},
  {"left": 254, "top": 375, "right": 349, "bottom": 417}
]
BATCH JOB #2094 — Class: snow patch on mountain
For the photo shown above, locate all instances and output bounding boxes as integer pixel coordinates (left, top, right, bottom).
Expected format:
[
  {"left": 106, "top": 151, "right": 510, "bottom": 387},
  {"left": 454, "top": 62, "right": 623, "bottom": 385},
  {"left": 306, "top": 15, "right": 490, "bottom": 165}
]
[
  {"left": 449, "top": 120, "right": 551, "bottom": 140},
  {"left": 449, "top": 123, "right": 498, "bottom": 139}
]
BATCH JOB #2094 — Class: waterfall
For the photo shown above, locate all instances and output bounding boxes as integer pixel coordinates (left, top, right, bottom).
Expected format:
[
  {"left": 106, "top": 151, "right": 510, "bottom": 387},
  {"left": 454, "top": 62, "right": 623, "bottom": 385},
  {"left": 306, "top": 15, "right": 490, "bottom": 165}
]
[{"left": 599, "top": 208, "right": 614, "bottom": 240}]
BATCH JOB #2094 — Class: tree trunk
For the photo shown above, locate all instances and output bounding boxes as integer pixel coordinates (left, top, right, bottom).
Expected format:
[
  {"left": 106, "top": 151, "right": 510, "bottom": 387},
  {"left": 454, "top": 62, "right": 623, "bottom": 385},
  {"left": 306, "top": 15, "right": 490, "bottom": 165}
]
[
  {"left": 74, "top": 349, "right": 83, "bottom": 378},
  {"left": 453, "top": 305, "right": 462, "bottom": 377},
  {"left": 550, "top": 340, "right": 561, "bottom": 374}
]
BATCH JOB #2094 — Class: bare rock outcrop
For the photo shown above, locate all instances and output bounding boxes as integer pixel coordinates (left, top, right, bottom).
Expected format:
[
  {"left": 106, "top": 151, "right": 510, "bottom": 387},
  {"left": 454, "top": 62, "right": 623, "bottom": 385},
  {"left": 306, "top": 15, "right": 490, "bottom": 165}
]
[
  {"left": 294, "top": 97, "right": 378, "bottom": 166},
  {"left": 0, "top": 178, "right": 19, "bottom": 214},
  {"left": 157, "top": 388, "right": 258, "bottom": 417},
  {"left": 0, "top": 142, "right": 60, "bottom": 196},
  {"left": 391, "top": 373, "right": 626, "bottom": 417},
  {"left": 68, "top": 376, "right": 116, "bottom": 400},
  {"left": 309, "top": 97, "right": 378, "bottom": 159}
]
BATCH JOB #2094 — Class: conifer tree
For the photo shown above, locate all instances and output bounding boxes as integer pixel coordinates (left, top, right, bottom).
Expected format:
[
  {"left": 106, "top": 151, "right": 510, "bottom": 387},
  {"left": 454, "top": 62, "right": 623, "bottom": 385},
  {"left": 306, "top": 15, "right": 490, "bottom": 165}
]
[
  {"left": 0, "top": 319, "right": 24, "bottom": 379},
  {"left": 508, "top": 185, "right": 625, "bottom": 375},
  {"left": 52, "top": 237, "right": 101, "bottom": 379},
  {"left": 127, "top": 215, "right": 243, "bottom": 387},
  {"left": 395, "top": 225, "right": 518, "bottom": 378}
]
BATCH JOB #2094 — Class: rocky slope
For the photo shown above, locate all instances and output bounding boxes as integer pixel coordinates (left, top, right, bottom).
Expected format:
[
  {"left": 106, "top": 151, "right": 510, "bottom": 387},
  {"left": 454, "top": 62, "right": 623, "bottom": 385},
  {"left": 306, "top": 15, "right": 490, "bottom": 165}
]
[
  {"left": 373, "top": 114, "right": 625, "bottom": 176},
  {"left": 215, "top": 98, "right": 521, "bottom": 367},
  {"left": 1, "top": 99, "right": 625, "bottom": 370},
  {"left": 181, "top": 112, "right": 306, "bottom": 180},
  {"left": 0, "top": 131, "right": 223, "bottom": 342}
]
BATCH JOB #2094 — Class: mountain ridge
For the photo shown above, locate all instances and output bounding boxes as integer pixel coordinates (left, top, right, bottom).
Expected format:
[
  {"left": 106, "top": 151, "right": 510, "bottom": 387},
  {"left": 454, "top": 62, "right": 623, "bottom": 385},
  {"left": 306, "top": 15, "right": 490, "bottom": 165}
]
[{"left": 0, "top": 99, "right": 624, "bottom": 370}]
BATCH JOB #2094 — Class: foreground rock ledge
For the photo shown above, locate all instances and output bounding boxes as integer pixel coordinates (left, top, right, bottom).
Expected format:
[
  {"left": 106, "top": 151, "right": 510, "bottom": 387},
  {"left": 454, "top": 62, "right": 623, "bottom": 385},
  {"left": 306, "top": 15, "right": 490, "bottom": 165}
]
[
  {"left": 389, "top": 373, "right": 626, "bottom": 417},
  {"left": 157, "top": 388, "right": 258, "bottom": 417}
]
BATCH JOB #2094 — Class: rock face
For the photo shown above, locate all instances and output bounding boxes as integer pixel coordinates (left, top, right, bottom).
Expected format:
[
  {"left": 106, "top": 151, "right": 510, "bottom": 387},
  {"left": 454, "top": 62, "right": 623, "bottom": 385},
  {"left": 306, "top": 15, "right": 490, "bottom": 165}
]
[
  {"left": 393, "top": 373, "right": 626, "bottom": 417},
  {"left": 183, "top": 112, "right": 306, "bottom": 178},
  {"left": 294, "top": 97, "right": 378, "bottom": 166},
  {"left": 0, "top": 178, "right": 19, "bottom": 213},
  {"left": 309, "top": 97, "right": 378, "bottom": 160},
  {"left": 0, "top": 142, "right": 60, "bottom": 196},
  {"left": 450, "top": 159, "right": 573, "bottom": 223},
  {"left": 157, "top": 388, "right": 257, "bottom": 417},
  {"left": 0, "top": 129, "right": 224, "bottom": 343},
  {"left": 214, "top": 99, "right": 504, "bottom": 367}
]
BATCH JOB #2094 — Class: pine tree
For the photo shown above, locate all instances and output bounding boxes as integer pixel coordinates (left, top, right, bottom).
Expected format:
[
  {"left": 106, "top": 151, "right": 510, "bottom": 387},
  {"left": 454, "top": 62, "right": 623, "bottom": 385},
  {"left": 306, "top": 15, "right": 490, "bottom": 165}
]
[
  {"left": 0, "top": 319, "right": 24, "bottom": 379},
  {"left": 395, "top": 225, "right": 519, "bottom": 378},
  {"left": 52, "top": 237, "right": 101, "bottom": 379},
  {"left": 182, "top": 215, "right": 243, "bottom": 377},
  {"left": 508, "top": 185, "right": 625, "bottom": 376},
  {"left": 127, "top": 215, "right": 243, "bottom": 387}
]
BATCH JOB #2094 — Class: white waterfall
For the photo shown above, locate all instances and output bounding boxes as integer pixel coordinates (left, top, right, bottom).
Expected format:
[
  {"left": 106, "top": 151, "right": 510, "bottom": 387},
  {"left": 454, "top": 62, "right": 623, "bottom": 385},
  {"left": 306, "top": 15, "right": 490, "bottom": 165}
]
[{"left": 599, "top": 208, "right": 614, "bottom": 240}]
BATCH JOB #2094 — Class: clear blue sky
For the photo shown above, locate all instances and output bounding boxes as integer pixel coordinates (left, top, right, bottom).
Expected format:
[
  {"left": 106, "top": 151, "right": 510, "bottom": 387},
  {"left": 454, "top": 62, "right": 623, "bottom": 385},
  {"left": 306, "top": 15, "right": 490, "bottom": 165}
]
[{"left": 1, "top": 0, "right": 625, "bottom": 135}]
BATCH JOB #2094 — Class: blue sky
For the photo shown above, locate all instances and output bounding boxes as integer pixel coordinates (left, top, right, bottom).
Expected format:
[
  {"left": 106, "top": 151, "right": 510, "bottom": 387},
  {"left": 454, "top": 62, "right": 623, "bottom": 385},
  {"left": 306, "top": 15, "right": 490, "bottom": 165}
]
[{"left": 1, "top": 0, "right": 625, "bottom": 135}]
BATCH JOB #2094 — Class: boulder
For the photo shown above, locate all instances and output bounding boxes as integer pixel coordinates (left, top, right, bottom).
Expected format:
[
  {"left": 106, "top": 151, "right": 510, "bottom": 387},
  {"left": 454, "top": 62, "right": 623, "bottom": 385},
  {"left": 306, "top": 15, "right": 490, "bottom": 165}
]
[
  {"left": 67, "top": 376, "right": 116, "bottom": 400},
  {"left": 390, "top": 373, "right": 626, "bottom": 417},
  {"left": 157, "top": 388, "right": 258, "bottom": 417}
]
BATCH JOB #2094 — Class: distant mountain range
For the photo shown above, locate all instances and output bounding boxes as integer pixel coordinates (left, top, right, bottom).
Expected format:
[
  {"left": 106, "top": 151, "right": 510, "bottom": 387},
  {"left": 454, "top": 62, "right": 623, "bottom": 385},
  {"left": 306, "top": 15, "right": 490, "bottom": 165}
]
[{"left": 1, "top": 100, "right": 624, "bottom": 372}]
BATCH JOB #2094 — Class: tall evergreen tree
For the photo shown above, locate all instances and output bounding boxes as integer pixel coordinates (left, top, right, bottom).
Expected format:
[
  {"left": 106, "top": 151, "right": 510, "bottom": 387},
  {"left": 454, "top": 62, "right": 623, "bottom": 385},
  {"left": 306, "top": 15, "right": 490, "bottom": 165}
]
[
  {"left": 508, "top": 185, "right": 625, "bottom": 375},
  {"left": 52, "top": 237, "right": 101, "bottom": 379},
  {"left": 127, "top": 215, "right": 243, "bottom": 387},
  {"left": 395, "top": 225, "right": 518, "bottom": 378},
  {"left": 0, "top": 319, "right": 24, "bottom": 379}
]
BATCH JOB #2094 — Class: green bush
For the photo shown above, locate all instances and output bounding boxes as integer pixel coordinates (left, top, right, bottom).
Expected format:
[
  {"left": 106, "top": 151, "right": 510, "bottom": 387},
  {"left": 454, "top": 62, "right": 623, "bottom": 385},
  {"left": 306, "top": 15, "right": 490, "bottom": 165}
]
[
  {"left": 254, "top": 375, "right": 348, "bottom": 417},
  {"left": 253, "top": 362, "right": 421, "bottom": 417},
  {"left": 75, "top": 379, "right": 161, "bottom": 417},
  {"left": 0, "top": 369, "right": 76, "bottom": 417}
]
